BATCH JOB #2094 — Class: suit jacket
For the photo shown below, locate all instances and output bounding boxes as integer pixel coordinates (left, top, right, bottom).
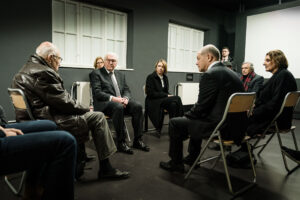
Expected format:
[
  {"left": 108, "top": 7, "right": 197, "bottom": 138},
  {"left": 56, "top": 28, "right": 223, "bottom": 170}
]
[
  {"left": 247, "top": 68, "right": 297, "bottom": 135},
  {"left": 185, "top": 62, "right": 246, "bottom": 144},
  {"left": 145, "top": 71, "right": 169, "bottom": 99},
  {"left": 89, "top": 67, "right": 131, "bottom": 111},
  {"left": 241, "top": 74, "right": 264, "bottom": 93}
]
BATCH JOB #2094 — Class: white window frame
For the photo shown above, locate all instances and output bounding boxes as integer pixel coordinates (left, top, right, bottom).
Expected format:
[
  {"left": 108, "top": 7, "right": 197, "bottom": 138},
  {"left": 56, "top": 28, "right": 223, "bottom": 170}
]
[
  {"left": 167, "top": 23, "right": 204, "bottom": 73},
  {"left": 52, "top": 0, "right": 127, "bottom": 69}
]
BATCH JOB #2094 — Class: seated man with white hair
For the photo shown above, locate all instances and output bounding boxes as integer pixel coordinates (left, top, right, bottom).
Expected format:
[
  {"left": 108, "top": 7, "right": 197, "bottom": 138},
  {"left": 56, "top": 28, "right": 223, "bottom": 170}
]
[
  {"left": 12, "top": 41, "right": 129, "bottom": 180},
  {"left": 90, "top": 52, "right": 150, "bottom": 155},
  {"left": 240, "top": 62, "right": 264, "bottom": 93}
]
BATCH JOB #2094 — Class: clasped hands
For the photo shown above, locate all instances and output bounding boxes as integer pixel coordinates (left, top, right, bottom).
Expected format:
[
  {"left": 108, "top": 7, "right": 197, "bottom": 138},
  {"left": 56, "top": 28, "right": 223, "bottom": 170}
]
[{"left": 112, "top": 96, "right": 129, "bottom": 107}]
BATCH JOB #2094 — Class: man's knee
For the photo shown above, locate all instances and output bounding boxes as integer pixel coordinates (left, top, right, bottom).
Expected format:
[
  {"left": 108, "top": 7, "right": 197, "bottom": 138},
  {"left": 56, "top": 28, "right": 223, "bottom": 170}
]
[
  {"left": 56, "top": 131, "right": 77, "bottom": 146},
  {"left": 112, "top": 103, "right": 124, "bottom": 114}
]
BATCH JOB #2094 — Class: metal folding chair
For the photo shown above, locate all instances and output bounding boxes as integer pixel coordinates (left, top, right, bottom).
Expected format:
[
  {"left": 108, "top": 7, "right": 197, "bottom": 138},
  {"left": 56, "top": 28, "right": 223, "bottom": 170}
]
[
  {"left": 5, "top": 88, "right": 34, "bottom": 195},
  {"left": 185, "top": 92, "right": 257, "bottom": 196},
  {"left": 253, "top": 91, "right": 300, "bottom": 174}
]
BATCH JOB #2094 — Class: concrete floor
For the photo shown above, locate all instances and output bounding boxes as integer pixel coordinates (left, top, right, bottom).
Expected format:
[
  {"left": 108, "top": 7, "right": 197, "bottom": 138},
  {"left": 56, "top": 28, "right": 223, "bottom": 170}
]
[{"left": 1, "top": 118, "right": 300, "bottom": 200}]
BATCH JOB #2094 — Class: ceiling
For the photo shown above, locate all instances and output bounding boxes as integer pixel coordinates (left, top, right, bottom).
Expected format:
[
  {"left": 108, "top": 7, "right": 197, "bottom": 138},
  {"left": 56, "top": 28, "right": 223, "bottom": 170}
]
[{"left": 194, "top": 0, "right": 298, "bottom": 12}]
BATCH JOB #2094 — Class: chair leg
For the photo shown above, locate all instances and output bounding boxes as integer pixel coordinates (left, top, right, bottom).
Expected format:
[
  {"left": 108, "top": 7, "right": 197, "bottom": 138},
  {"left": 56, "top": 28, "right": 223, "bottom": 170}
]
[
  {"left": 5, "top": 171, "right": 26, "bottom": 195},
  {"left": 124, "top": 120, "right": 131, "bottom": 142},
  {"left": 218, "top": 134, "right": 234, "bottom": 194},
  {"left": 257, "top": 133, "right": 276, "bottom": 156},
  {"left": 144, "top": 109, "right": 148, "bottom": 132},
  {"left": 291, "top": 129, "right": 299, "bottom": 151},
  {"left": 185, "top": 134, "right": 215, "bottom": 180}
]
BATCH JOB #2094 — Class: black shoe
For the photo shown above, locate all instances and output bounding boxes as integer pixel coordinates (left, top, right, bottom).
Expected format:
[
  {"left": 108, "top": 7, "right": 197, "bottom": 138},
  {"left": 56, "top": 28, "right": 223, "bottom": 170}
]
[
  {"left": 98, "top": 168, "right": 130, "bottom": 179},
  {"left": 117, "top": 142, "right": 134, "bottom": 155},
  {"left": 132, "top": 139, "right": 150, "bottom": 152},
  {"left": 159, "top": 160, "right": 185, "bottom": 173},
  {"left": 208, "top": 142, "right": 220, "bottom": 151},
  {"left": 183, "top": 154, "right": 200, "bottom": 168},
  {"left": 282, "top": 146, "right": 300, "bottom": 161}
]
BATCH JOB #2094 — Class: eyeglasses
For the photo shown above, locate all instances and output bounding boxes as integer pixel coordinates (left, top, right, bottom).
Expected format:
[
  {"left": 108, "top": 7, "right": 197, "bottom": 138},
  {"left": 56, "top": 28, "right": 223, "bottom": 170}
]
[
  {"left": 106, "top": 59, "right": 117, "bottom": 63},
  {"left": 53, "top": 55, "right": 63, "bottom": 62},
  {"left": 97, "top": 61, "right": 104, "bottom": 64}
]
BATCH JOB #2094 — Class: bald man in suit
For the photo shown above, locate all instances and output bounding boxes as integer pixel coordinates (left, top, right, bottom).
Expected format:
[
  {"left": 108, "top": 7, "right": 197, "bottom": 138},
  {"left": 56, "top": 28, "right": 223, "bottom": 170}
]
[{"left": 160, "top": 44, "right": 246, "bottom": 172}]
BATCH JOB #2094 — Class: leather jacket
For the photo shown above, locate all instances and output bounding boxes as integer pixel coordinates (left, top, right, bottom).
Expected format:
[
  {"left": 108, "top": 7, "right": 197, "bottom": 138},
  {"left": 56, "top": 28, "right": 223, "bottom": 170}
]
[{"left": 12, "top": 55, "right": 90, "bottom": 143}]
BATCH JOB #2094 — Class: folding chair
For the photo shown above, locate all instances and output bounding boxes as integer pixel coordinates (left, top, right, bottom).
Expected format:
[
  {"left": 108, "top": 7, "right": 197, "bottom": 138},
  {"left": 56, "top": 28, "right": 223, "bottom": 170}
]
[
  {"left": 5, "top": 88, "right": 34, "bottom": 195},
  {"left": 253, "top": 91, "right": 300, "bottom": 174},
  {"left": 185, "top": 92, "right": 257, "bottom": 196}
]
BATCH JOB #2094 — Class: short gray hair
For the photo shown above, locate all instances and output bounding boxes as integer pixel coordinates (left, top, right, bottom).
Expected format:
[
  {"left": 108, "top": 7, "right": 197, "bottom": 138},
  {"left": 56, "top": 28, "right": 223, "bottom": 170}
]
[
  {"left": 242, "top": 62, "right": 254, "bottom": 72},
  {"left": 200, "top": 44, "right": 220, "bottom": 61},
  {"left": 36, "top": 41, "right": 59, "bottom": 59},
  {"left": 104, "top": 52, "right": 119, "bottom": 61}
]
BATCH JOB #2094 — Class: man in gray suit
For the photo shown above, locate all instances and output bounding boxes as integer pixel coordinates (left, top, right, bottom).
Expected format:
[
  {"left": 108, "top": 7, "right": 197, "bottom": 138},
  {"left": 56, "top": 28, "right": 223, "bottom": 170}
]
[
  {"left": 160, "top": 44, "right": 246, "bottom": 172},
  {"left": 90, "top": 52, "right": 149, "bottom": 154}
]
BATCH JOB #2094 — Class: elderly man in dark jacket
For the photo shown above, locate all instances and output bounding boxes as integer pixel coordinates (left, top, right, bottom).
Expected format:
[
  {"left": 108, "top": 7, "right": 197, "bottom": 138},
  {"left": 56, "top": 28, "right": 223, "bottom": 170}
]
[{"left": 12, "top": 41, "right": 129, "bottom": 180}]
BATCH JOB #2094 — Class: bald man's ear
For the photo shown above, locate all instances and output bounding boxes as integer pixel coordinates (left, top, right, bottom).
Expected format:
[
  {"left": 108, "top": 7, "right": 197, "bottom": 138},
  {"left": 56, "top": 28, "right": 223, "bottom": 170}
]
[{"left": 207, "top": 53, "right": 214, "bottom": 62}]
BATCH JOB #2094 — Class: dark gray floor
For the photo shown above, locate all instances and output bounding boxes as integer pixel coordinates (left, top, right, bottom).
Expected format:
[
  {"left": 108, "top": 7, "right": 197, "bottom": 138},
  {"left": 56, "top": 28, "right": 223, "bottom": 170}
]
[{"left": 1, "top": 118, "right": 300, "bottom": 200}]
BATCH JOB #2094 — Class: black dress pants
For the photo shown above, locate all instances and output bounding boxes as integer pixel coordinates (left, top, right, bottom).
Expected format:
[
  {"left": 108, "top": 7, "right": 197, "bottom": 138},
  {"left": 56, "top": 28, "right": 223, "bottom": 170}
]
[
  {"left": 168, "top": 117, "right": 202, "bottom": 164},
  {"left": 104, "top": 100, "right": 143, "bottom": 142}
]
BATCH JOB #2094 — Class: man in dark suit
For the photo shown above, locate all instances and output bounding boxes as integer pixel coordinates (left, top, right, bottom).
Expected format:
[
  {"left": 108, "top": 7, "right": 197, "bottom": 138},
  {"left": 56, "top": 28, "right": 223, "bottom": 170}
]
[
  {"left": 90, "top": 52, "right": 149, "bottom": 154},
  {"left": 240, "top": 62, "right": 264, "bottom": 93},
  {"left": 160, "top": 44, "right": 245, "bottom": 173}
]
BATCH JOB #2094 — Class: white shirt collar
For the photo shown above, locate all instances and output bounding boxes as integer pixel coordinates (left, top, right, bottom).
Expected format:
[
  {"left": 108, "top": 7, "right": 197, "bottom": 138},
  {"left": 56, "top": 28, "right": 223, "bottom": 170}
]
[
  {"left": 207, "top": 61, "right": 219, "bottom": 71},
  {"left": 105, "top": 67, "right": 114, "bottom": 74}
]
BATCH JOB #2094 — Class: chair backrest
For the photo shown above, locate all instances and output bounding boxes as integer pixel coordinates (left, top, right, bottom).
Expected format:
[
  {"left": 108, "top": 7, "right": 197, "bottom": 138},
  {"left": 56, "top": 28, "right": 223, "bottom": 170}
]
[
  {"left": 7, "top": 88, "right": 35, "bottom": 120},
  {"left": 272, "top": 91, "right": 300, "bottom": 124},
  {"left": 214, "top": 92, "right": 256, "bottom": 132},
  {"left": 70, "top": 81, "right": 92, "bottom": 107}
]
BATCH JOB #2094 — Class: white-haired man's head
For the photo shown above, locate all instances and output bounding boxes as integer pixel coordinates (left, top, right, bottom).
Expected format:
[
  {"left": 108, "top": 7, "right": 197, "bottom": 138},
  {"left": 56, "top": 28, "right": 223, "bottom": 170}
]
[
  {"left": 36, "top": 41, "right": 62, "bottom": 71},
  {"left": 104, "top": 52, "right": 119, "bottom": 72}
]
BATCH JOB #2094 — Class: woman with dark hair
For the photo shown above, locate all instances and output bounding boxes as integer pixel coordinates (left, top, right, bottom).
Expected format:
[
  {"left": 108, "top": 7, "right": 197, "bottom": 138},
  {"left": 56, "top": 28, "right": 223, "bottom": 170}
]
[
  {"left": 247, "top": 50, "right": 297, "bottom": 136},
  {"left": 145, "top": 59, "right": 183, "bottom": 134}
]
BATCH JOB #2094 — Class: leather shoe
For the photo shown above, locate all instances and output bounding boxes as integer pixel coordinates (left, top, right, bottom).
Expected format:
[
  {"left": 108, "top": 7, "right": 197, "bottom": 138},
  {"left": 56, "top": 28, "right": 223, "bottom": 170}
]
[
  {"left": 159, "top": 160, "right": 184, "bottom": 173},
  {"left": 183, "top": 155, "right": 200, "bottom": 168},
  {"left": 98, "top": 168, "right": 130, "bottom": 179},
  {"left": 117, "top": 142, "right": 134, "bottom": 155},
  {"left": 133, "top": 139, "right": 150, "bottom": 152}
]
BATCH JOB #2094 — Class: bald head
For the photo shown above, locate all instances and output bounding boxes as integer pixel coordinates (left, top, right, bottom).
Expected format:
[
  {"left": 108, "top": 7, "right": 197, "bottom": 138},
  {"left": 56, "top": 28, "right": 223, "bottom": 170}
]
[
  {"left": 36, "top": 41, "right": 62, "bottom": 71},
  {"left": 199, "top": 44, "right": 220, "bottom": 61},
  {"left": 36, "top": 41, "right": 60, "bottom": 59},
  {"left": 196, "top": 44, "right": 220, "bottom": 72}
]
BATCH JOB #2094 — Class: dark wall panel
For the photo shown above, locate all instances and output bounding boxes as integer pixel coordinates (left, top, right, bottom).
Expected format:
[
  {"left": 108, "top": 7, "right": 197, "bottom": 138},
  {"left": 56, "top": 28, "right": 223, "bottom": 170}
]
[{"left": 0, "top": 0, "right": 234, "bottom": 119}]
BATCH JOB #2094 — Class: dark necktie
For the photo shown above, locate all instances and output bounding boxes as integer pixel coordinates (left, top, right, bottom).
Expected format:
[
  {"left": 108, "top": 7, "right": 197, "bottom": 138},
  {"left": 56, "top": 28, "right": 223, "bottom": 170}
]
[{"left": 109, "top": 72, "right": 121, "bottom": 97}]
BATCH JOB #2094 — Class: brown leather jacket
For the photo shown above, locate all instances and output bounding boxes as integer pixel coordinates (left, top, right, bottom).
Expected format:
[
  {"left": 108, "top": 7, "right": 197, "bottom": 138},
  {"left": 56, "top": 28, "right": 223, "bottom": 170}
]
[{"left": 12, "top": 55, "right": 90, "bottom": 143}]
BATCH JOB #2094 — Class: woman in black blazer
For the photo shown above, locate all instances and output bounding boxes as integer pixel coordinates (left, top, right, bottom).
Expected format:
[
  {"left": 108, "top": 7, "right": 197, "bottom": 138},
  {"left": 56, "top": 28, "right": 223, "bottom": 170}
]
[{"left": 145, "top": 59, "right": 183, "bottom": 133}]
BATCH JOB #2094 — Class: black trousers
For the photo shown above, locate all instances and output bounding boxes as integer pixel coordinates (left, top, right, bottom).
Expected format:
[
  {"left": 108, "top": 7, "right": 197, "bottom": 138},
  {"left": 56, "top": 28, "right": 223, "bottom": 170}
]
[
  {"left": 168, "top": 117, "right": 202, "bottom": 163},
  {"left": 103, "top": 100, "right": 143, "bottom": 142}
]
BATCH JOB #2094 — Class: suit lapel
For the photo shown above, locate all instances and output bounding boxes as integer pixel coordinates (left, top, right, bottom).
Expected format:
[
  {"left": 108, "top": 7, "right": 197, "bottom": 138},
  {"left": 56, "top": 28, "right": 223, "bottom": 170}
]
[{"left": 100, "top": 68, "right": 116, "bottom": 96}]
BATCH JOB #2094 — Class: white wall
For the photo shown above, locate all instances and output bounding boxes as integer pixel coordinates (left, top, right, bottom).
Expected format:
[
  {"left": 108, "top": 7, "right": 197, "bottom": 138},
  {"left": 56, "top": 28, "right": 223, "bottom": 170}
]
[{"left": 245, "top": 6, "right": 300, "bottom": 78}]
